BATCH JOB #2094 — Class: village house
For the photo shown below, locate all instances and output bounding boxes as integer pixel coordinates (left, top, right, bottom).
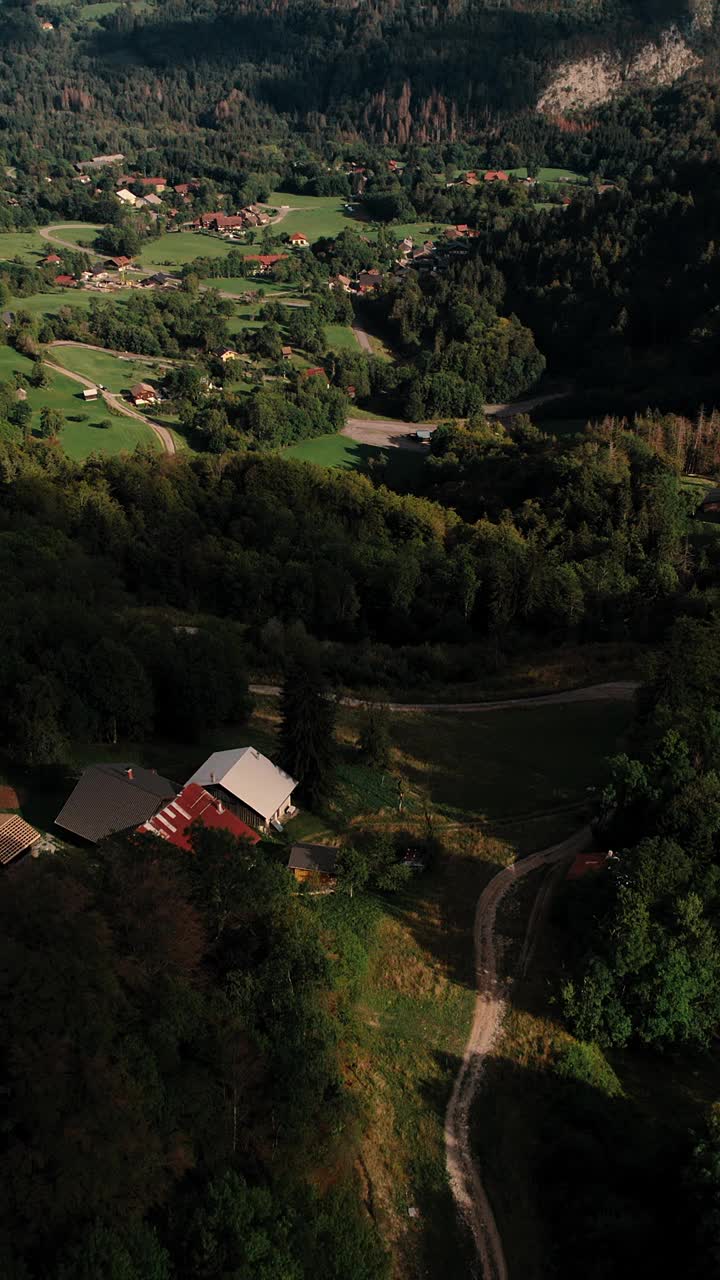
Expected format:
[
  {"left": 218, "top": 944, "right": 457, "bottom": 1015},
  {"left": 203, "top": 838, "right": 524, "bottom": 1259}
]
[
  {"left": 82, "top": 387, "right": 99, "bottom": 401},
  {"left": 138, "top": 176, "right": 167, "bottom": 192},
  {"left": 358, "top": 269, "right": 382, "bottom": 293},
  {"left": 138, "top": 782, "right": 261, "bottom": 851},
  {"left": 186, "top": 747, "right": 298, "bottom": 830},
  {"left": 0, "top": 814, "right": 43, "bottom": 867},
  {"left": 329, "top": 274, "right": 352, "bottom": 292},
  {"left": 105, "top": 255, "right": 133, "bottom": 270},
  {"left": 484, "top": 170, "right": 509, "bottom": 182},
  {"left": 42, "top": 252, "right": 61, "bottom": 266},
  {"left": 130, "top": 382, "right": 157, "bottom": 407},
  {"left": 55, "top": 764, "right": 176, "bottom": 844},
  {"left": 303, "top": 366, "right": 330, "bottom": 386},
  {"left": 288, "top": 232, "right": 309, "bottom": 248},
  {"left": 281, "top": 345, "right": 293, "bottom": 359},
  {"left": 215, "top": 347, "right": 239, "bottom": 363},
  {"left": 141, "top": 192, "right": 164, "bottom": 209},
  {"left": 54, "top": 274, "right": 77, "bottom": 288},
  {"left": 116, "top": 188, "right": 138, "bottom": 206},
  {"left": 245, "top": 253, "right": 288, "bottom": 273},
  {"left": 288, "top": 843, "right": 339, "bottom": 886}
]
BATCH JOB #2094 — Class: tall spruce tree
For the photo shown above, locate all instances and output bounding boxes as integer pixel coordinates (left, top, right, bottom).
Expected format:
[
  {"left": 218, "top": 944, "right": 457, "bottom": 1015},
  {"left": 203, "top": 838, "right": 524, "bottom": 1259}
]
[{"left": 279, "top": 660, "right": 336, "bottom": 809}]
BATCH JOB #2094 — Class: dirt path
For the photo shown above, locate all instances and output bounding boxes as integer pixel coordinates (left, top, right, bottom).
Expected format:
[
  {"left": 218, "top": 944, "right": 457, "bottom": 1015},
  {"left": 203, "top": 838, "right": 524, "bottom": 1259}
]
[
  {"left": 248, "top": 679, "right": 638, "bottom": 712},
  {"left": 48, "top": 339, "right": 178, "bottom": 366},
  {"left": 42, "top": 357, "right": 177, "bottom": 455},
  {"left": 342, "top": 389, "right": 570, "bottom": 451},
  {"left": 445, "top": 825, "right": 590, "bottom": 1279},
  {"left": 38, "top": 223, "right": 103, "bottom": 256},
  {"left": 351, "top": 312, "right": 373, "bottom": 353}
]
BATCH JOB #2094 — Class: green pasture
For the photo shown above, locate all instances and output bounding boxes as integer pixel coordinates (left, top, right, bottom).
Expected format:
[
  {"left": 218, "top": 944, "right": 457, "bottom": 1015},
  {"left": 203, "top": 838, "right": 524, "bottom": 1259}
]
[
  {"left": 324, "top": 323, "right": 360, "bottom": 352},
  {"left": 137, "top": 232, "right": 236, "bottom": 267},
  {"left": 50, "top": 345, "right": 167, "bottom": 393}
]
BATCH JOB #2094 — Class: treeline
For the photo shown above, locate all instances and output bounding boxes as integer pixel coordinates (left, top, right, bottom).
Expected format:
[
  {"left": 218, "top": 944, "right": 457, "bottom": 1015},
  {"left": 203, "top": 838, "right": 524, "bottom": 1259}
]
[{"left": 0, "top": 827, "right": 388, "bottom": 1279}]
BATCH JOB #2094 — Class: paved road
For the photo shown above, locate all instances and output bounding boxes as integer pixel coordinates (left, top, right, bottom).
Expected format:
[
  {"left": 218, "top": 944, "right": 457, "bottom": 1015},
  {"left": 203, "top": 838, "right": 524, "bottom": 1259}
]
[
  {"left": 342, "top": 389, "right": 571, "bottom": 452},
  {"left": 249, "top": 680, "right": 638, "bottom": 712},
  {"left": 352, "top": 313, "right": 372, "bottom": 353},
  {"left": 42, "top": 357, "right": 177, "bottom": 454},
  {"left": 444, "top": 825, "right": 590, "bottom": 1280}
]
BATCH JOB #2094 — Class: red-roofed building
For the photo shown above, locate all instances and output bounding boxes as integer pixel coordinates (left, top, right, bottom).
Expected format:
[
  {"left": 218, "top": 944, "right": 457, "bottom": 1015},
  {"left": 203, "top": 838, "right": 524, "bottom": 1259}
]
[
  {"left": 566, "top": 852, "right": 611, "bottom": 881},
  {"left": 138, "top": 782, "right": 261, "bottom": 851},
  {"left": 106, "top": 255, "right": 132, "bottom": 270},
  {"left": 302, "top": 367, "right": 329, "bottom": 385},
  {"left": 455, "top": 224, "right": 469, "bottom": 234},
  {"left": 246, "top": 253, "right": 288, "bottom": 271},
  {"left": 43, "top": 252, "right": 61, "bottom": 265},
  {"left": 54, "top": 274, "right": 77, "bottom": 287},
  {"left": 139, "top": 177, "right": 167, "bottom": 191},
  {"left": 484, "top": 170, "right": 509, "bottom": 182},
  {"left": 289, "top": 232, "right": 309, "bottom": 248}
]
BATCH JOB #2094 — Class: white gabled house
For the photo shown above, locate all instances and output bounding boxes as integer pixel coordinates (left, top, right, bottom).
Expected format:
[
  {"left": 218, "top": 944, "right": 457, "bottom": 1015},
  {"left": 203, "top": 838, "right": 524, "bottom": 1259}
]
[{"left": 186, "top": 747, "right": 298, "bottom": 830}]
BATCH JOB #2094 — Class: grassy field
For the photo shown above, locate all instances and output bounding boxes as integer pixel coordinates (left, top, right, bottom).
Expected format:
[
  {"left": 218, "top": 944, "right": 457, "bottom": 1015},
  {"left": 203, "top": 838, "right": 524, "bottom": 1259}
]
[
  {"left": 508, "top": 166, "right": 588, "bottom": 184},
  {"left": 0, "top": 231, "right": 51, "bottom": 263},
  {"left": 324, "top": 322, "right": 360, "bottom": 352},
  {"left": 50, "top": 345, "right": 168, "bottom": 393},
  {"left": 40, "top": 223, "right": 104, "bottom": 253},
  {"left": 284, "top": 432, "right": 426, "bottom": 490},
  {"left": 268, "top": 191, "right": 363, "bottom": 241},
  {"left": 0, "top": 344, "right": 157, "bottom": 458},
  {"left": 9, "top": 288, "right": 134, "bottom": 318},
  {"left": 137, "top": 231, "right": 237, "bottom": 267}
]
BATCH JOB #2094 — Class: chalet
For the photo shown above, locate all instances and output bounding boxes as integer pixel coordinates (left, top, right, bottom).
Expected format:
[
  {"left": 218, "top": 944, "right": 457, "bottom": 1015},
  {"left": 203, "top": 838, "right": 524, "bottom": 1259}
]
[
  {"left": 288, "top": 843, "right": 338, "bottom": 885},
  {"left": 82, "top": 387, "right": 99, "bottom": 401},
  {"left": 289, "top": 232, "right": 309, "bottom": 248},
  {"left": 245, "top": 253, "right": 288, "bottom": 272},
  {"left": 138, "top": 782, "right": 261, "bottom": 851},
  {"left": 215, "top": 347, "right": 239, "bottom": 363},
  {"left": 42, "top": 252, "right": 61, "bottom": 265},
  {"left": 174, "top": 181, "right": 200, "bottom": 197},
  {"left": 0, "top": 814, "right": 42, "bottom": 866},
  {"left": 484, "top": 170, "right": 509, "bottom": 182},
  {"left": 358, "top": 269, "right": 382, "bottom": 293},
  {"left": 281, "top": 345, "right": 293, "bottom": 359},
  {"left": 303, "top": 366, "right": 329, "bottom": 386},
  {"left": 142, "top": 192, "right": 163, "bottom": 209},
  {"left": 116, "top": 188, "right": 138, "bottom": 206},
  {"left": 463, "top": 171, "right": 479, "bottom": 187},
  {"left": 186, "top": 747, "right": 298, "bottom": 830},
  {"left": 139, "top": 177, "right": 167, "bottom": 192},
  {"left": 329, "top": 274, "right": 352, "bottom": 292},
  {"left": 106, "top": 256, "right": 133, "bottom": 270},
  {"left": 219, "top": 215, "right": 246, "bottom": 231},
  {"left": 55, "top": 764, "right": 176, "bottom": 844},
  {"left": 455, "top": 224, "right": 469, "bottom": 234},
  {"left": 130, "top": 382, "right": 157, "bottom": 407},
  {"left": 54, "top": 274, "right": 77, "bottom": 287}
]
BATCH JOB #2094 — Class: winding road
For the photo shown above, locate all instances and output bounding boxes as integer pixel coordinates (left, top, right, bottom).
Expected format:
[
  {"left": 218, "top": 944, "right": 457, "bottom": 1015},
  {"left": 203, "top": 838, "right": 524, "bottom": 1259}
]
[
  {"left": 444, "top": 826, "right": 590, "bottom": 1280},
  {"left": 42, "top": 353, "right": 177, "bottom": 454},
  {"left": 249, "top": 679, "right": 638, "bottom": 712}
]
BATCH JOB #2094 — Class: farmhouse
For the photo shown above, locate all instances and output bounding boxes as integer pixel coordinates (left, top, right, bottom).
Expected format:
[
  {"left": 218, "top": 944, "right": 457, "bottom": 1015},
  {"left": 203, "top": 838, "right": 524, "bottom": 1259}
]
[
  {"left": 54, "top": 274, "right": 77, "bottom": 287},
  {"left": 245, "top": 253, "right": 288, "bottom": 272},
  {"left": 106, "top": 255, "right": 133, "bottom": 270},
  {"left": 138, "top": 177, "right": 167, "bottom": 192},
  {"left": 303, "top": 366, "right": 330, "bottom": 386},
  {"left": 42, "top": 252, "right": 61, "bottom": 265},
  {"left": 215, "top": 347, "right": 239, "bottom": 362},
  {"left": 130, "top": 382, "right": 157, "bottom": 406},
  {"left": 358, "top": 269, "right": 382, "bottom": 293},
  {"left": 116, "top": 188, "right": 138, "bottom": 206},
  {"left": 142, "top": 192, "right": 164, "bottom": 209},
  {"left": 0, "top": 814, "right": 42, "bottom": 866},
  {"left": 484, "top": 170, "right": 509, "bottom": 182},
  {"left": 186, "top": 747, "right": 297, "bottom": 830},
  {"left": 55, "top": 763, "right": 176, "bottom": 844},
  {"left": 138, "top": 782, "right": 261, "bottom": 850},
  {"left": 288, "top": 843, "right": 339, "bottom": 885},
  {"left": 329, "top": 274, "right": 352, "bottom": 292},
  {"left": 289, "top": 232, "right": 309, "bottom": 248}
]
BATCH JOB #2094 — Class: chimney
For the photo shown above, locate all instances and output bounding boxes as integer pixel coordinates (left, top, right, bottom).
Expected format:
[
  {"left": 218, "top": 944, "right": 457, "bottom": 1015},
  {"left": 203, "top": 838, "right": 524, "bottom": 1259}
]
[
  {"left": 210, "top": 770, "right": 215, "bottom": 783},
  {"left": 126, "top": 767, "right": 134, "bottom": 780}
]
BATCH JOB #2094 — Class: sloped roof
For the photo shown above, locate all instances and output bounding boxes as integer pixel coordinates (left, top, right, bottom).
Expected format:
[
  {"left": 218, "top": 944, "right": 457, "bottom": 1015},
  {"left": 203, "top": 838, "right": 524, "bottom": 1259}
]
[
  {"left": 187, "top": 748, "right": 297, "bottom": 822},
  {"left": 288, "top": 843, "right": 338, "bottom": 875},
  {"left": 0, "top": 814, "right": 41, "bottom": 865},
  {"left": 55, "top": 764, "right": 175, "bottom": 843},
  {"left": 139, "top": 783, "right": 260, "bottom": 850}
]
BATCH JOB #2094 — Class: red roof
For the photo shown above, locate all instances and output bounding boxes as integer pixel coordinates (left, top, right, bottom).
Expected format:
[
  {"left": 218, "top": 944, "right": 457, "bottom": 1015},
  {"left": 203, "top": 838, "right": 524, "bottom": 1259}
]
[
  {"left": 303, "top": 366, "right": 328, "bottom": 380},
  {"left": 138, "top": 782, "right": 260, "bottom": 852},
  {"left": 246, "top": 253, "right": 288, "bottom": 266},
  {"left": 43, "top": 253, "right": 61, "bottom": 264},
  {"left": 566, "top": 852, "right": 610, "bottom": 881},
  {"left": 54, "top": 274, "right": 76, "bottom": 286},
  {"left": 139, "top": 176, "right": 166, "bottom": 186},
  {"left": 484, "top": 170, "right": 509, "bottom": 181},
  {"left": 108, "top": 255, "right": 132, "bottom": 268},
  {"left": 289, "top": 232, "right": 308, "bottom": 242}
]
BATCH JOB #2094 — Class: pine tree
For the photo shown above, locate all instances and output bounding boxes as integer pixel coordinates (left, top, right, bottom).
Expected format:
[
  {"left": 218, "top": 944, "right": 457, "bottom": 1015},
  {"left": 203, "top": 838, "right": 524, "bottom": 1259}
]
[{"left": 279, "top": 660, "right": 336, "bottom": 809}]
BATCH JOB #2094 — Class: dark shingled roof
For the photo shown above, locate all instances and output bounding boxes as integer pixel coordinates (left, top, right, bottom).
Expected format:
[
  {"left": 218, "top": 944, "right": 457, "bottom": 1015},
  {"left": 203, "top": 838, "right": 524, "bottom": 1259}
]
[
  {"left": 288, "top": 843, "right": 339, "bottom": 875},
  {"left": 55, "top": 764, "right": 175, "bottom": 843}
]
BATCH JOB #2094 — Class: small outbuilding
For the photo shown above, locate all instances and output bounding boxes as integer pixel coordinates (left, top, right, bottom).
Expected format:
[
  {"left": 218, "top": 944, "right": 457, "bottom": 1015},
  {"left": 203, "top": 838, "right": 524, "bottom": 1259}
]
[
  {"left": 288, "top": 843, "right": 339, "bottom": 885},
  {"left": 0, "top": 814, "right": 42, "bottom": 866}
]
